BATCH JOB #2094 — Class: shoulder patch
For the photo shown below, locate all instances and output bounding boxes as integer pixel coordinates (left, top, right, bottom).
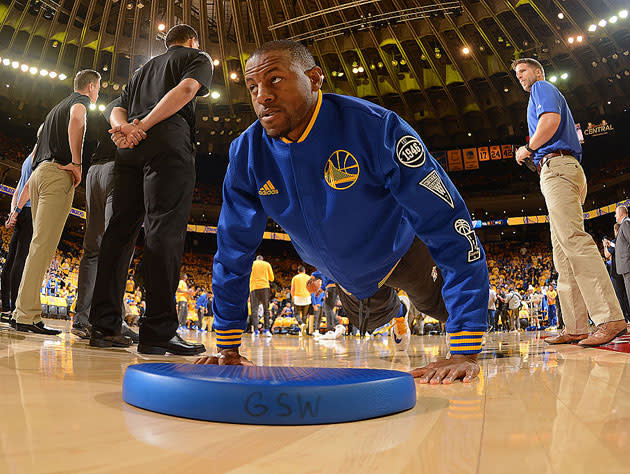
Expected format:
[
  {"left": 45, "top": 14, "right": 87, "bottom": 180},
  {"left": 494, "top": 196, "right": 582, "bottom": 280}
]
[
  {"left": 418, "top": 170, "right": 454, "bottom": 209},
  {"left": 395, "top": 135, "right": 425, "bottom": 168}
]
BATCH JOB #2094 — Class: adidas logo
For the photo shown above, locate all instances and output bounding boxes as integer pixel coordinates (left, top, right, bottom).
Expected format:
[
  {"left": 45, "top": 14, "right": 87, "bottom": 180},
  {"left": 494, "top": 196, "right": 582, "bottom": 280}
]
[{"left": 259, "top": 180, "right": 279, "bottom": 196}]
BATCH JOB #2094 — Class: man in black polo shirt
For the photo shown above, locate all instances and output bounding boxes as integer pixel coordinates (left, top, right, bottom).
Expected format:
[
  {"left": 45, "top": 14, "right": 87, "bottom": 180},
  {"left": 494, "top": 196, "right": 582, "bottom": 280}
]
[
  {"left": 71, "top": 98, "right": 139, "bottom": 343},
  {"left": 89, "top": 24, "right": 212, "bottom": 355},
  {"left": 12, "top": 70, "right": 100, "bottom": 334}
]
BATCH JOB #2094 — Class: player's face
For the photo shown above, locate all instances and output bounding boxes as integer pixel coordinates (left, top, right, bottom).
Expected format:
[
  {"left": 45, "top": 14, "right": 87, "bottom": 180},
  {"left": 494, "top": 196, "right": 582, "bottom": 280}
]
[
  {"left": 514, "top": 64, "right": 540, "bottom": 92},
  {"left": 245, "top": 51, "right": 321, "bottom": 139}
]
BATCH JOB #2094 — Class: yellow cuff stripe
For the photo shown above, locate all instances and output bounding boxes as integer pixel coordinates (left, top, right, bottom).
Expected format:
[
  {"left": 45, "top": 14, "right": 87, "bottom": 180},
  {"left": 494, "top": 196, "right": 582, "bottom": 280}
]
[
  {"left": 215, "top": 329, "right": 243, "bottom": 334},
  {"left": 216, "top": 334, "right": 242, "bottom": 340},
  {"left": 449, "top": 338, "right": 482, "bottom": 344},
  {"left": 449, "top": 331, "right": 485, "bottom": 336}
]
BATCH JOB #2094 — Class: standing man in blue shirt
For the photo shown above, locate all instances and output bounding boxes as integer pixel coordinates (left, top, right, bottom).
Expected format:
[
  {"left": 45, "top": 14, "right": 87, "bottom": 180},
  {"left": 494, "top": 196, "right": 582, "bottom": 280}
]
[
  {"left": 513, "top": 58, "right": 625, "bottom": 346},
  {"left": 196, "top": 40, "right": 489, "bottom": 384}
]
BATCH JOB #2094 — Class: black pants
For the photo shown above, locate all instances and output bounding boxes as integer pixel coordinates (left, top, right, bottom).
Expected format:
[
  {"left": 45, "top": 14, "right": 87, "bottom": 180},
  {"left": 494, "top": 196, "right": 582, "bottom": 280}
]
[
  {"left": 612, "top": 275, "right": 630, "bottom": 323},
  {"left": 1, "top": 208, "right": 33, "bottom": 312},
  {"left": 89, "top": 117, "right": 195, "bottom": 341},
  {"left": 324, "top": 286, "right": 338, "bottom": 331},
  {"left": 250, "top": 288, "right": 271, "bottom": 330},
  {"left": 337, "top": 238, "right": 448, "bottom": 334}
]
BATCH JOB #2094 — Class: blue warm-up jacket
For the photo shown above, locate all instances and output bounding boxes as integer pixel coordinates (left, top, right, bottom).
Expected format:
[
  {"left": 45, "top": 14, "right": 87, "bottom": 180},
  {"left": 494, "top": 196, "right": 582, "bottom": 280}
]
[{"left": 212, "top": 91, "right": 488, "bottom": 354}]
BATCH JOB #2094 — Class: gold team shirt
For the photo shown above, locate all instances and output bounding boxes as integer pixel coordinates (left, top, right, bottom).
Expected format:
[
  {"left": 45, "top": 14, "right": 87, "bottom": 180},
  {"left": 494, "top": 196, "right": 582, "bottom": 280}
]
[
  {"left": 249, "top": 260, "right": 274, "bottom": 292},
  {"left": 176, "top": 280, "right": 188, "bottom": 303},
  {"left": 547, "top": 290, "right": 557, "bottom": 306},
  {"left": 291, "top": 273, "right": 311, "bottom": 298}
]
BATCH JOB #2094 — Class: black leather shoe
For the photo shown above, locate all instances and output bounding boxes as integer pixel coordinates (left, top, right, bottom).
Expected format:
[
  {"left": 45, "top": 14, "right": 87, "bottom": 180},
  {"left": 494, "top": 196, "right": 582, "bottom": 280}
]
[
  {"left": 138, "top": 334, "right": 206, "bottom": 355},
  {"left": 121, "top": 321, "right": 139, "bottom": 344},
  {"left": 10, "top": 318, "right": 16, "bottom": 329},
  {"left": 0, "top": 312, "right": 12, "bottom": 323},
  {"left": 90, "top": 329, "right": 132, "bottom": 348},
  {"left": 16, "top": 321, "right": 61, "bottom": 335}
]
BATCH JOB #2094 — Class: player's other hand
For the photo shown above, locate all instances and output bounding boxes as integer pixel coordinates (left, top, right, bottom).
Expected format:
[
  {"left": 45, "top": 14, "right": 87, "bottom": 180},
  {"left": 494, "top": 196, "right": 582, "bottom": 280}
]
[
  {"left": 194, "top": 348, "right": 254, "bottom": 366},
  {"left": 410, "top": 354, "right": 480, "bottom": 384}
]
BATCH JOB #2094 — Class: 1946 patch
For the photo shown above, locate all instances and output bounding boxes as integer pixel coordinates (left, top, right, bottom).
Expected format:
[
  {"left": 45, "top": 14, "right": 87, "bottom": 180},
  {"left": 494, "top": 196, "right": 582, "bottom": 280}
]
[{"left": 396, "top": 135, "right": 425, "bottom": 168}]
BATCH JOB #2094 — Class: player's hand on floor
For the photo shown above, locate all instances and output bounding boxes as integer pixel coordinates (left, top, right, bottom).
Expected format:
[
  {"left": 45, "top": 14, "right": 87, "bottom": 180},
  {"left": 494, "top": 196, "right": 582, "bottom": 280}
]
[
  {"left": 410, "top": 354, "right": 480, "bottom": 384},
  {"left": 194, "top": 348, "right": 254, "bottom": 366}
]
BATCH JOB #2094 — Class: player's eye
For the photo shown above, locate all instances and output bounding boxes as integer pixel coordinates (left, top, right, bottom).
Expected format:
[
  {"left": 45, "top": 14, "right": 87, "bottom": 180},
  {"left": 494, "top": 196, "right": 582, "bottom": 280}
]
[{"left": 271, "top": 77, "right": 282, "bottom": 84}]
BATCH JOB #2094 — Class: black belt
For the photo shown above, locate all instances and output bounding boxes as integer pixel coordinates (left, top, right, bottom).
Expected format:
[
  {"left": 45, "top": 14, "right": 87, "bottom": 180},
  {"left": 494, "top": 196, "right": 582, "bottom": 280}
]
[{"left": 536, "top": 150, "right": 575, "bottom": 175}]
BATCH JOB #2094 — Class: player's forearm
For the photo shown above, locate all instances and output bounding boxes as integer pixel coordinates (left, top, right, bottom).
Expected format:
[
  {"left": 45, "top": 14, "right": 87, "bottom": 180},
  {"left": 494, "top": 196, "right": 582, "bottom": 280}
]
[
  {"left": 15, "top": 180, "right": 30, "bottom": 209},
  {"left": 139, "top": 80, "right": 200, "bottom": 131},
  {"left": 529, "top": 113, "right": 561, "bottom": 150},
  {"left": 109, "top": 107, "right": 129, "bottom": 128},
  {"left": 68, "top": 116, "right": 85, "bottom": 164}
]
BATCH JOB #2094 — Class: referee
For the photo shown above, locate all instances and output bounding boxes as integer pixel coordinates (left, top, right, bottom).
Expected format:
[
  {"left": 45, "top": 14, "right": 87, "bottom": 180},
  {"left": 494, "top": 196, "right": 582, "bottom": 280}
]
[
  {"left": 88, "top": 24, "right": 212, "bottom": 355},
  {"left": 513, "top": 58, "right": 625, "bottom": 346}
]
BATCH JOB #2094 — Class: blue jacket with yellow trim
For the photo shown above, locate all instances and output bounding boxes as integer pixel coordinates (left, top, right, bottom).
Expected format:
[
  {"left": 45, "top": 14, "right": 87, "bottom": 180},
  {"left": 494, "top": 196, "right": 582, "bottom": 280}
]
[{"left": 212, "top": 92, "right": 488, "bottom": 353}]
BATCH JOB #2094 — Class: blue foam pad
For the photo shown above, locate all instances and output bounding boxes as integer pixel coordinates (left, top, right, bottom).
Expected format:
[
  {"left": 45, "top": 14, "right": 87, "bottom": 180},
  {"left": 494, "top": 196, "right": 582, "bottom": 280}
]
[{"left": 123, "top": 363, "right": 416, "bottom": 425}]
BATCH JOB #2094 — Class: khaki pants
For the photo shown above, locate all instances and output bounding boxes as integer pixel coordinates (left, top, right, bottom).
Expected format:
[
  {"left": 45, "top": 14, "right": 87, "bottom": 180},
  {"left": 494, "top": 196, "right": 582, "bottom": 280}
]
[
  {"left": 540, "top": 156, "right": 622, "bottom": 334},
  {"left": 13, "top": 162, "right": 74, "bottom": 324}
]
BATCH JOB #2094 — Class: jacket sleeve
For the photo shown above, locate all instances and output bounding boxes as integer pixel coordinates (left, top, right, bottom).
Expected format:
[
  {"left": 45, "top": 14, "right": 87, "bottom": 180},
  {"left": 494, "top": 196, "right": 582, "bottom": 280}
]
[
  {"left": 211, "top": 139, "right": 268, "bottom": 349},
  {"left": 378, "top": 112, "right": 489, "bottom": 354}
]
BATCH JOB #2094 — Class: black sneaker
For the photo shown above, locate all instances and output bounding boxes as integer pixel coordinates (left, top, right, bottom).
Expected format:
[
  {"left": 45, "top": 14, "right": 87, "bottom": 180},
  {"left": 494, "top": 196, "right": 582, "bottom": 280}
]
[
  {"left": 71, "top": 325, "right": 91, "bottom": 340},
  {"left": 89, "top": 329, "right": 132, "bottom": 348},
  {"left": 121, "top": 321, "right": 139, "bottom": 344}
]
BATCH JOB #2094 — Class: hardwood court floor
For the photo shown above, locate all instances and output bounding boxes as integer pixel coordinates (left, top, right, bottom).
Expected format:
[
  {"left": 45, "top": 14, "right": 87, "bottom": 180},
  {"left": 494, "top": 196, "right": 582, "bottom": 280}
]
[{"left": 2, "top": 320, "right": 630, "bottom": 474}]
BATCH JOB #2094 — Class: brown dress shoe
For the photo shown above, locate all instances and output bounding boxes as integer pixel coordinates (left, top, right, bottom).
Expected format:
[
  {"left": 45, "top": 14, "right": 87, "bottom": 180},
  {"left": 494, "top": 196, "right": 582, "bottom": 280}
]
[
  {"left": 544, "top": 330, "right": 588, "bottom": 345},
  {"left": 578, "top": 320, "right": 628, "bottom": 347}
]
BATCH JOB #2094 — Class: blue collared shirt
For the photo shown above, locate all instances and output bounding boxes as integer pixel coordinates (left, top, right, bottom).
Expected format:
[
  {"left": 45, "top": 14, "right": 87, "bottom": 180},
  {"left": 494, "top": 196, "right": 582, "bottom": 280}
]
[
  {"left": 16, "top": 153, "right": 33, "bottom": 208},
  {"left": 527, "top": 80, "right": 582, "bottom": 166}
]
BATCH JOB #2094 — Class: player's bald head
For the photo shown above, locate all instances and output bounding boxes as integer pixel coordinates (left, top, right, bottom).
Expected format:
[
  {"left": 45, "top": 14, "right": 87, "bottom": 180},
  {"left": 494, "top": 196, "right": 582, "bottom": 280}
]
[{"left": 248, "top": 40, "right": 316, "bottom": 72}]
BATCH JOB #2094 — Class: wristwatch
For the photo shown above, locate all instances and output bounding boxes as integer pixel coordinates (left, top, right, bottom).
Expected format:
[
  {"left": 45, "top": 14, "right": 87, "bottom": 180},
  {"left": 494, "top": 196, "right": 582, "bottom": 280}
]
[
  {"left": 13, "top": 207, "right": 22, "bottom": 214},
  {"left": 525, "top": 144, "right": 537, "bottom": 154}
]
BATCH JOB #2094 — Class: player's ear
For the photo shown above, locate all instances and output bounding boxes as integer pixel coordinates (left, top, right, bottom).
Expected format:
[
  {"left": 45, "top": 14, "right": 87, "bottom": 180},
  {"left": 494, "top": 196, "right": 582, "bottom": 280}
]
[{"left": 307, "top": 66, "right": 324, "bottom": 91}]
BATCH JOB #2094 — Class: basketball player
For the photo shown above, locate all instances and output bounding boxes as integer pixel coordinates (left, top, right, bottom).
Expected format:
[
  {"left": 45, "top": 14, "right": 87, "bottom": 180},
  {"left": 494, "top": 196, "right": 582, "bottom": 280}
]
[{"left": 196, "top": 40, "right": 488, "bottom": 384}]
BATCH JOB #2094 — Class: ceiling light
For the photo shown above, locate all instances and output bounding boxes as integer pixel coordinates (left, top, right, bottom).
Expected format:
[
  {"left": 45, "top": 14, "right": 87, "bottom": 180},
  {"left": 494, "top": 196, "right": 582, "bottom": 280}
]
[
  {"left": 598, "top": 19, "right": 607, "bottom": 27},
  {"left": 230, "top": 72, "right": 238, "bottom": 80},
  {"left": 504, "top": 87, "right": 509, "bottom": 92},
  {"left": 557, "top": 12, "right": 564, "bottom": 19},
  {"left": 568, "top": 37, "right": 574, "bottom": 44},
  {"left": 40, "top": 69, "right": 48, "bottom": 76},
  {"left": 357, "top": 66, "right": 364, "bottom": 73},
  {"left": 331, "top": 71, "right": 337, "bottom": 77},
  {"left": 435, "top": 52, "right": 442, "bottom": 59},
  {"left": 98, "top": 104, "right": 106, "bottom": 112},
  {"left": 12, "top": 61, "right": 20, "bottom": 69},
  {"left": 59, "top": 73, "right": 67, "bottom": 80},
  {"left": 588, "top": 24, "right": 597, "bottom": 32},
  {"left": 89, "top": 104, "right": 96, "bottom": 111},
  {"left": 2, "top": 58, "right": 9, "bottom": 66},
  {"left": 377, "top": 61, "right": 383, "bottom": 68},
  {"left": 577, "top": 35, "right": 583, "bottom": 42},
  {"left": 49, "top": 71, "right": 57, "bottom": 78},
  {"left": 352, "top": 67, "right": 358, "bottom": 74},
  {"left": 399, "top": 59, "right": 406, "bottom": 65},
  {"left": 112, "top": 83, "right": 119, "bottom": 90},
  {"left": 29, "top": 67, "right": 37, "bottom": 75},
  {"left": 620, "top": 10, "right": 628, "bottom": 19},
  {"left": 20, "top": 64, "right": 28, "bottom": 72},
  {"left": 369, "top": 64, "right": 375, "bottom": 70},
  {"left": 592, "top": 61, "right": 598, "bottom": 67},
  {"left": 462, "top": 46, "right": 470, "bottom": 54},
  {"left": 338, "top": 71, "right": 344, "bottom": 77},
  {"left": 158, "top": 23, "right": 166, "bottom": 31},
  {"left": 212, "top": 116, "right": 220, "bottom": 122},
  {"left": 210, "top": 91, "right": 220, "bottom": 99},
  {"left": 391, "top": 59, "right": 398, "bottom": 66},
  {"left": 550, "top": 75, "right": 557, "bottom": 82},
  {"left": 602, "top": 57, "right": 608, "bottom": 63},
  {"left": 607, "top": 101, "right": 611, "bottom": 105},
  {"left": 612, "top": 53, "right": 619, "bottom": 59},
  {"left": 560, "top": 72, "right": 568, "bottom": 79},
  {"left": 213, "top": 59, "right": 220, "bottom": 66},
  {"left": 467, "top": 132, "right": 472, "bottom": 137},
  {"left": 609, "top": 16, "right": 618, "bottom": 23}
]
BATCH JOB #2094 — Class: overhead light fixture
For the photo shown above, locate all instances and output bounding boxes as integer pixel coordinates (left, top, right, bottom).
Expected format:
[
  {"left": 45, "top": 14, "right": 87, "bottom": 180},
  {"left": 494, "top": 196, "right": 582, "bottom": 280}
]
[
  {"left": 98, "top": 104, "right": 106, "bottom": 112},
  {"left": 399, "top": 59, "right": 406, "bottom": 65},
  {"left": 210, "top": 91, "right": 220, "bottom": 99},
  {"left": 576, "top": 35, "right": 583, "bottom": 42},
  {"left": 338, "top": 71, "right": 344, "bottom": 77},
  {"left": 29, "top": 67, "right": 37, "bottom": 75},
  {"left": 158, "top": 23, "right": 166, "bottom": 31},
  {"left": 620, "top": 10, "right": 628, "bottom": 19},
  {"left": 467, "top": 132, "right": 472, "bottom": 137},
  {"left": 59, "top": 73, "right": 67, "bottom": 80},
  {"left": 112, "top": 83, "right": 119, "bottom": 90},
  {"left": 331, "top": 70, "right": 337, "bottom": 77},
  {"left": 89, "top": 104, "right": 97, "bottom": 111},
  {"left": 607, "top": 101, "right": 611, "bottom": 105},
  {"left": 560, "top": 72, "right": 568, "bottom": 79},
  {"left": 357, "top": 66, "right": 364, "bottom": 73},
  {"left": 352, "top": 67, "right": 358, "bottom": 74},
  {"left": 568, "top": 37, "right": 574, "bottom": 44},
  {"left": 504, "top": 87, "right": 509, "bottom": 92},
  {"left": 377, "top": 61, "right": 384, "bottom": 68},
  {"left": 213, "top": 59, "right": 220, "bottom": 66},
  {"left": 557, "top": 12, "right": 564, "bottom": 19},
  {"left": 369, "top": 64, "right": 376, "bottom": 70},
  {"left": 462, "top": 46, "right": 470, "bottom": 54},
  {"left": 49, "top": 71, "right": 57, "bottom": 78},
  {"left": 598, "top": 19, "right": 607, "bottom": 27},
  {"left": 230, "top": 72, "right": 238, "bottom": 80},
  {"left": 550, "top": 75, "right": 558, "bottom": 82},
  {"left": 212, "top": 116, "right": 220, "bottom": 122},
  {"left": 40, "top": 69, "right": 48, "bottom": 76},
  {"left": 20, "top": 64, "right": 28, "bottom": 72},
  {"left": 609, "top": 15, "right": 618, "bottom": 23},
  {"left": 588, "top": 24, "right": 597, "bottom": 32},
  {"left": 391, "top": 59, "right": 398, "bottom": 66},
  {"left": 2, "top": 58, "right": 9, "bottom": 66}
]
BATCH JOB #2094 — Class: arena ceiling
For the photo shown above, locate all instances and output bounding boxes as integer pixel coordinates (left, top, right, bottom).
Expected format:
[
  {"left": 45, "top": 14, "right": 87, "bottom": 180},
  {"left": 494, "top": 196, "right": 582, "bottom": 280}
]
[{"left": 0, "top": 0, "right": 628, "bottom": 148}]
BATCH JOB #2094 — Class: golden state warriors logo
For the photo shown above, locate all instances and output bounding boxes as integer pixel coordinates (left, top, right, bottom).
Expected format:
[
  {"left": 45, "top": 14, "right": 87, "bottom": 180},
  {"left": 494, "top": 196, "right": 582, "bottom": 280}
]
[{"left": 324, "top": 150, "right": 359, "bottom": 190}]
